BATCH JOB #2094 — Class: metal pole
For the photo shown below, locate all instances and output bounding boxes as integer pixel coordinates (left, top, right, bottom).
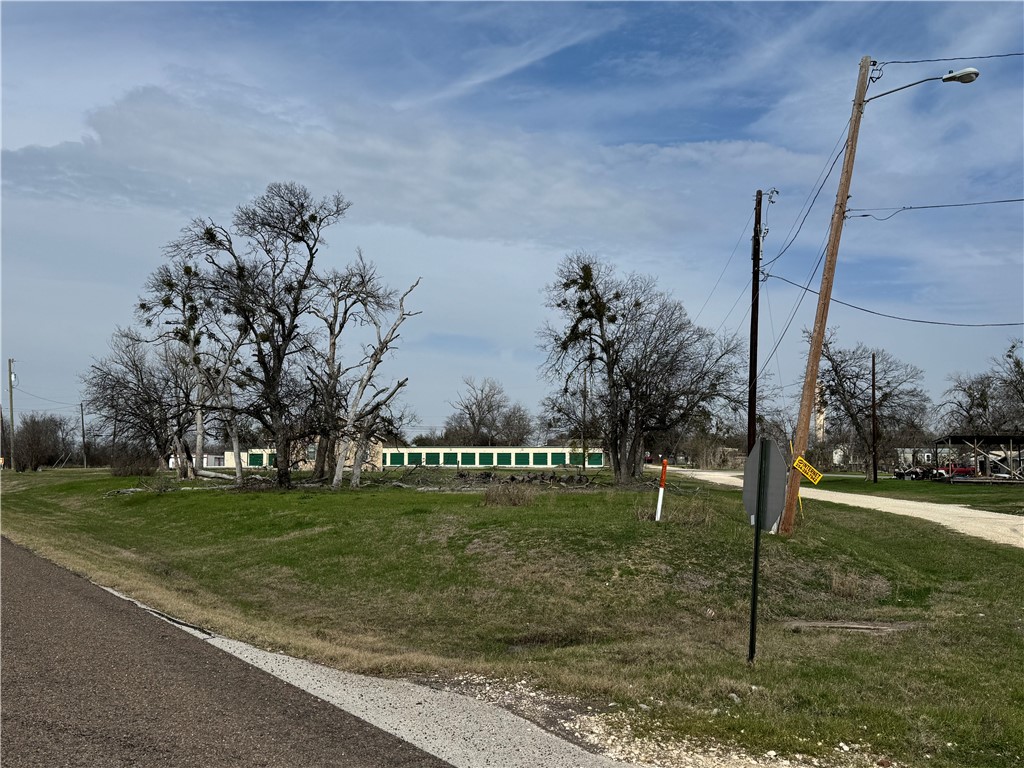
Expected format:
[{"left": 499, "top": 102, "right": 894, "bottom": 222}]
[
  {"left": 780, "top": 55, "right": 873, "bottom": 535},
  {"left": 747, "top": 190, "right": 763, "bottom": 456},
  {"left": 748, "top": 438, "right": 770, "bottom": 664}
]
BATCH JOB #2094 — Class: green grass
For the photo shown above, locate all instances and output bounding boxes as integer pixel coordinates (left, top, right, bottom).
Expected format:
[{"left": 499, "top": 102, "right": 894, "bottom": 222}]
[{"left": 2, "top": 468, "right": 1023, "bottom": 768}]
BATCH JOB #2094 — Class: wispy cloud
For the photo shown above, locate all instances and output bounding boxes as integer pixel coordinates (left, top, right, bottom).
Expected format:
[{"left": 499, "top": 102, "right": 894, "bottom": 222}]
[{"left": 2, "top": 2, "right": 1020, "bottom": 424}]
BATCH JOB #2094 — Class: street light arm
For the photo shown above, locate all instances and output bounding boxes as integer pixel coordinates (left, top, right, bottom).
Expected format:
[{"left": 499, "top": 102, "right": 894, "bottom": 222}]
[
  {"left": 864, "top": 76, "right": 942, "bottom": 103},
  {"left": 864, "top": 67, "right": 979, "bottom": 103}
]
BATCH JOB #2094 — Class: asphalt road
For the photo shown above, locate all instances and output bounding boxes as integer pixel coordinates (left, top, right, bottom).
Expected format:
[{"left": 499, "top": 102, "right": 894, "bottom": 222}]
[{"left": 0, "top": 536, "right": 453, "bottom": 768}]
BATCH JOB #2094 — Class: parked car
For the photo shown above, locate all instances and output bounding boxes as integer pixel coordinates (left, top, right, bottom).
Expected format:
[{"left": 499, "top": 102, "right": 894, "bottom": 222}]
[
  {"left": 934, "top": 464, "right": 976, "bottom": 478},
  {"left": 894, "top": 466, "right": 929, "bottom": 480}
]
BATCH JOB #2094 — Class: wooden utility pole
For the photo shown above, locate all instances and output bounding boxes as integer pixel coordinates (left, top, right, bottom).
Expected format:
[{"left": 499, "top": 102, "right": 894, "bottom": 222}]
[
  {"left": 780, "top": 55, "right": 873, "bottom": 535},
  {"left": 747, "top": 190, "right": 764, "bottom": 456}
]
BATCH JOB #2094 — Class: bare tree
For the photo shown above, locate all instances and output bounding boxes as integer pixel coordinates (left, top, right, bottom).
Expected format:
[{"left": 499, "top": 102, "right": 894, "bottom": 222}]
[
  {"left": 135, "top": 257, "right": 244, "bottom": 475},
  {"left": 495, "top": 402, "right": 534, "bottom": 445},
  {"left": 331, "top": 277, "right": 421, "bottom": 489},
  {"left": 943, "top": 338, "right": 1024, "bottom": 434},
  {"left": 82, "top": 328, "right": 191, "bottom": 471},
  {"left": 444, "top": 377, "right": 514, "bottom": 445},
  {"left": 817, "top": 330, "right": 931, "bottom": 474},
  {"left": 13, "top": 413, "right": 77, "bottom": 471},
  {"left": 541, "top": 251, "right": 743, "bottom": 482},
  {"left": 308, "top": 252, "right": 408, "bottom": 480},
  {"left": 164, "top": 182, "right": 351, "bottom": 487}
]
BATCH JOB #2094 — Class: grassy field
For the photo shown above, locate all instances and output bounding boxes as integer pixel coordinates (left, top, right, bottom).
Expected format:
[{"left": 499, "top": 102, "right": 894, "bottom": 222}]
[{"left": 2, "top": 468, "right": 1022, "bottom": 768}]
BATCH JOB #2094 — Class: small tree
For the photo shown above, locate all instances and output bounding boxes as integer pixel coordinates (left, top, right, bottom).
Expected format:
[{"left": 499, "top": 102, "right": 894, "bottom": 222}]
[
  {"left": 82, "top": 328, "right": 190, "bottom": 471},
  {"left": 13, "top": 413, "right": 77, "bottom": 471}
]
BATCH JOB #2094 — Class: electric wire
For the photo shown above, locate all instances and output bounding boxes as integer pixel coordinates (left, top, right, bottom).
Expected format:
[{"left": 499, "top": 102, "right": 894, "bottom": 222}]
[
  {"left": 875, "top": 53, "right": 1023, "bottom": 67},
  {"left": 692, "top": 206, "right": 755, "bottom": 326},
  {"left": 762, "top": 120, "right": 850, "bottom": 270},
  {"left": 847, "top": 198, "right": 1024, "bottom": 221},
  {"left": 764, "top": 273, "right": 1024, "bottom": 327},
  {"left": 761, "top": 272, "right": 786, "bottom": 389},
  {"left": 11, "top": 387, "right": 81, "bottom": 408},
  {"left": 756, "top": 208, "right": 835, "bottom": 381}
]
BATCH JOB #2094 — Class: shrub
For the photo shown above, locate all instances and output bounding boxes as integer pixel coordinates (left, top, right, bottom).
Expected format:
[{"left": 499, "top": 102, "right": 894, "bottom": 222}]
[{"left": 483, "top": 482, "right": 538, "bottom": 507}]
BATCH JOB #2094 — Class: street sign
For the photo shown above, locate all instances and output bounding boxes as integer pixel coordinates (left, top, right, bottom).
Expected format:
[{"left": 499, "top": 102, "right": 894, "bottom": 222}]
[
  {"left": 743, "top": 439, "right": 787, "bottom": 533},
  {"left": 793, "top": 456, "right": 823, "bottom": 485}
]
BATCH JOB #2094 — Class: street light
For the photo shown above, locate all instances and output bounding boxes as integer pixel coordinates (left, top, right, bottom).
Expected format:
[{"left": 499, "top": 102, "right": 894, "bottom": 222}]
[{"left": 779, "top": 55, "right": 979, "bottom": 535}]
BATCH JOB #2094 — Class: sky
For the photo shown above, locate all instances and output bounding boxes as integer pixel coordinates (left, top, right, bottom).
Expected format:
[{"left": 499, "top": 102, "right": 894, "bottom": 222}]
[{"left": 2, "top": 1, "right": 1022, "bottom": 440}]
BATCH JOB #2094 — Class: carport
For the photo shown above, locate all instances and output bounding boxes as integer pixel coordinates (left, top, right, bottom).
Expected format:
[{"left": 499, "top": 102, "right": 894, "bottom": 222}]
[{"left": 933, "top": 434, "right": 1024, "bottom": 479}]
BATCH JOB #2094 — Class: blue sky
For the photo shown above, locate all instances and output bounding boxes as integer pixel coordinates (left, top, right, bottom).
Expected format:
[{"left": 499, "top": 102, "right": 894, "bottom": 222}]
[{"left": 2, "top": 1, "right": 1022, "bottom": 436}]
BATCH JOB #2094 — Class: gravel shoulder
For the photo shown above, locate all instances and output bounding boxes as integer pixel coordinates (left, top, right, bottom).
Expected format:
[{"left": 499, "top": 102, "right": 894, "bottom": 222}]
[
  {"left": 103, "top": 579, "right": 874, "bottom": 768},
  {"left": 673, "top": 469, "right": 1023, "bottom": 549}
]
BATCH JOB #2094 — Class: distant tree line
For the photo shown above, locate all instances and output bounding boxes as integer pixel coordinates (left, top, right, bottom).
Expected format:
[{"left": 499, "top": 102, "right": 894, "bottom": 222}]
[{"left": 72, "top": 183, "right": 1023, "bottom": 489}]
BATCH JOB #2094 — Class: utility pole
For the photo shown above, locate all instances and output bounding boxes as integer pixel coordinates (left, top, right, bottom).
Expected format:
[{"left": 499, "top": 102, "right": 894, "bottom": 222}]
[
  {"left": 780, "top": 55, "right": 873, "bottom": 535},
  {"left": 81, "top": 402, "right": 89, "bottom": 469},
  {"left": 7, "top": 358, "right": 15, "bottom": 472},
  {"left": 747, "top": 190, "right": 764, "bottom": 456},
  {"left": 871, "top": 353, "right": 878, "bottom": 483}
]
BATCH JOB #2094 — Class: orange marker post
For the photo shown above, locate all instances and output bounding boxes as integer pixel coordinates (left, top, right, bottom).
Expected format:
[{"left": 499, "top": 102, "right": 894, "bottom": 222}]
[{"left": 655, "top": 459, "right": 669, "bottom": 522}]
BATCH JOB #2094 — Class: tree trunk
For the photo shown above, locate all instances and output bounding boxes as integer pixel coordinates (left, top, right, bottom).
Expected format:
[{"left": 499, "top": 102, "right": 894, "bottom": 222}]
[
  {"left": 194, "top": 407, "right": 205, "bottom": 477},
  {"left": 312, "top": 433, "right": 330, "bottom": 480},
  {"left": 332, "top": 435, "right": 353, "bottom": 489},
  {"left": 275, "top": 433, "right": 292, "bottom": 488},
  {"left": 349, "top": 432, "right": 372, "bottom": 488},
  {"left": 230, "top": 425, "right": 243, "bottom": 485}
]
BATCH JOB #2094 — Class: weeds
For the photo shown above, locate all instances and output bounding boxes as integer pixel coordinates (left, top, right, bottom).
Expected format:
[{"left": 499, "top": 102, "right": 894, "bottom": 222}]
[{"left": 483, "top": 482, "right": 539, "bottom": 507}]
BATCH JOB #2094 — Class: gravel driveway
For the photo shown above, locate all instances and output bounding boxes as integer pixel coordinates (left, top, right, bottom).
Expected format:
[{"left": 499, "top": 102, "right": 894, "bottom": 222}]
[{"left": 674, "top": 468, "right": 1024, "bottom": 549}]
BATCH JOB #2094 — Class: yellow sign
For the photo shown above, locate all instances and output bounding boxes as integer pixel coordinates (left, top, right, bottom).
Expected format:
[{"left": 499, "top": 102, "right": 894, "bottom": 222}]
[{"left": 793, "top": 456, "right": 823, "bottom": 485}]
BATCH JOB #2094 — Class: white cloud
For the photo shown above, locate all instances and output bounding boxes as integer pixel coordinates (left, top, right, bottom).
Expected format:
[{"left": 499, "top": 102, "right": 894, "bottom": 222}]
[{"left": 2, "top": 2, "right": 1021, "bottom": 430}]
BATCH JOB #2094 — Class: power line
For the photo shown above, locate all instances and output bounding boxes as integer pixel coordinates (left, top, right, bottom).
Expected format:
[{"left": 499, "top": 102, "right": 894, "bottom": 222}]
[
  {"left": 848, "top": 198, "right": 1024, "bottom": 221},
  {"left": 872, "top": 53, "right": 1024, "bottom": 83},
  {"left": 762, "top": 121, "right": 850, "bottom": 270},
  {"left": 765, "top": 272, "right": 1023, "bottom": 327},
  {"left": 692, "top": 205, "right": 754, "bottom": 326},
  {"left": 875, "top": 53, "right": 1023, "bottom": 67},
  {"left": 12, "top": 387, "right": 81, "bottom": 408}
]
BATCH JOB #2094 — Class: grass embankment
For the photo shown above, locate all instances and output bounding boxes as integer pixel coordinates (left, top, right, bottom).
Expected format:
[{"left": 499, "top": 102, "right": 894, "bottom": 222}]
[{"left": 2, "top": 468, "right": 1022, "bottom": 768}]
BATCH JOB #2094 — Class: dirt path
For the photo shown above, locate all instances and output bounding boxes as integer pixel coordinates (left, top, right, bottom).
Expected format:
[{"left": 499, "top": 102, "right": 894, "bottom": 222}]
[{"left": 673, "top": 469, "right": 1024, "bottom": 549}]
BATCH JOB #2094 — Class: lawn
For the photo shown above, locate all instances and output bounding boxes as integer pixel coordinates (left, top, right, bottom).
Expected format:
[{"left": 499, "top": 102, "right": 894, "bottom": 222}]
[{"left": 2, "top": 468, "right": 1022, "bottom": 768}]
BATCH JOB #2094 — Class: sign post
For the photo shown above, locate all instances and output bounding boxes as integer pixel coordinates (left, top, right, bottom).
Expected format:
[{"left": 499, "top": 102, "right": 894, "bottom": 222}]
[{"left": 743, "top": 438, "right": 786, "bottom": 663}]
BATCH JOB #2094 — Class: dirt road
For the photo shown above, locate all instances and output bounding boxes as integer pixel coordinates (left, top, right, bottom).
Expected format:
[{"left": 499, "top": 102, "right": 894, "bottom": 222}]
[{"left": 674, "top": 468, "right": 1024, "bottom": 549}]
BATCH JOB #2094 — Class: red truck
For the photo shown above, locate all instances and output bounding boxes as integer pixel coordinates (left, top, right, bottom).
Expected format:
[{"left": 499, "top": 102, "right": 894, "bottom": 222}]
[{"left": 935, "top": 463, "right": 976, "bottom": 478}]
